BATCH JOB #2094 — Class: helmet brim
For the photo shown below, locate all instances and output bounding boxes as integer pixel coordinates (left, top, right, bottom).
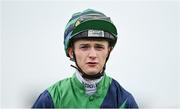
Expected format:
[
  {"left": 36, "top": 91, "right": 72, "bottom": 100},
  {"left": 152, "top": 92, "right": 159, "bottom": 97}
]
[{"left": 72, "top": 20, "right": 117, "bottom": 37}]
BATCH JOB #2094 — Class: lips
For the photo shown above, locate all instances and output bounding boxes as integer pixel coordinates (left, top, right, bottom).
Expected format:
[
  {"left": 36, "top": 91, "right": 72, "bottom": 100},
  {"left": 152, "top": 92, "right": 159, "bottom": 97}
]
[
  {"left": 86, "top": 62, "right": 98, "bottom": 66},
  {"left": 87, "top": 62, "right": 98, "bottom": 64}
]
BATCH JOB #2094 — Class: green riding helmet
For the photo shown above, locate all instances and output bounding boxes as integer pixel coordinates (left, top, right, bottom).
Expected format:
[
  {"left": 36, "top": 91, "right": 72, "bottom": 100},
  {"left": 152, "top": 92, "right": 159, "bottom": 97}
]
[{"left": 64, "top": 9, "right": 118, "bottom": 57}]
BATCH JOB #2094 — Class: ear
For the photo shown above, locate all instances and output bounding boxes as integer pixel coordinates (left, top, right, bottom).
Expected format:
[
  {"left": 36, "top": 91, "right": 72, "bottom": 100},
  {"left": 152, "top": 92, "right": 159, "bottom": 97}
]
[
  {"left": 68, "top": 47, "right": 74, "bottom": 59},
  {"left": 108, "top": 47, "right": 112, "bottom": 53}
]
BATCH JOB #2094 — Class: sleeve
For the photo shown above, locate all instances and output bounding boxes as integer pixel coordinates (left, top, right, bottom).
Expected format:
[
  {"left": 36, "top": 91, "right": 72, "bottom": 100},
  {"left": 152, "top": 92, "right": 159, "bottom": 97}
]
[
  {"left": 126, "top": 94, "right": 138, "bottom": 108},
  {"left": 110, "top": 79, "right": 139, "bottom": 108},
  {"left": 32, "top": 90, "right": 55, "bottom": 108}
]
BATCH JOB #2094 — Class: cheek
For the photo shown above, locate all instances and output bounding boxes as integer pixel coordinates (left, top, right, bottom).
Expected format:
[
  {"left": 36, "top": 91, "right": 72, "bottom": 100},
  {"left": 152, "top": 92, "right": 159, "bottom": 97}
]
[
  {"left": 101, "top": 52, "right": 109, "bottom": 62},
  {"left": 101, "top": 56, "right": 107, "bottom": 63},
  {"left": 75, "top": 52, "right": 85, "bottom": 63},
  {"left": 103, "top": 52, "right": 109, "bottom": 62}
]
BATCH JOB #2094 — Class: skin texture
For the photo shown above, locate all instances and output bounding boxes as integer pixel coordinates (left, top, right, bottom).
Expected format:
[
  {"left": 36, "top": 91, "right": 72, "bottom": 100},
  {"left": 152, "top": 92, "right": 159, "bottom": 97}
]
[{"left": 68, "top": 39, "right": 111, "bottom": 75}]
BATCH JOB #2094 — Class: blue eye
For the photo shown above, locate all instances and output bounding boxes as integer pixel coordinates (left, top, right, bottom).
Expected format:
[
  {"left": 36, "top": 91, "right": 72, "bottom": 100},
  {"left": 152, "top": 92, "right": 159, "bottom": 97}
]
[
  {"left": 95, "top": 45, "right": 104, "bottom": 51},
  {"left": 80, "top": 46, "right": 88, "bottom": 48}
]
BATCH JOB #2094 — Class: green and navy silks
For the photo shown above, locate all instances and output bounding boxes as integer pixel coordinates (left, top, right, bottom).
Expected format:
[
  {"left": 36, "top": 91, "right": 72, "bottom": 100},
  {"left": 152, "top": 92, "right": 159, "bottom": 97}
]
[{"left": 32, "top": 74, "right": 138, "bottom": 108}]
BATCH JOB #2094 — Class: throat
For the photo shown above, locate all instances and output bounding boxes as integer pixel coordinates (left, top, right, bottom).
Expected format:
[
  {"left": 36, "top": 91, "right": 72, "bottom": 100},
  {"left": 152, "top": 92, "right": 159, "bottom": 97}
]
[{"left": 75, "top": 70, "right": 103, "bottom": 95}]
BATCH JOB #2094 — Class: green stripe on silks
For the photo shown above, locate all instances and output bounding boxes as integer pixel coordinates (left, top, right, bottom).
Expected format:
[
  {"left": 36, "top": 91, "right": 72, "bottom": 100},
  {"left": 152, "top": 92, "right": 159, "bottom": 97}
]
[
  {"left": 47, "top": 74, "right": 112, "bottom": 108},
  {"left": 119, "top": 98, "right": 127, "bottom": 109}
]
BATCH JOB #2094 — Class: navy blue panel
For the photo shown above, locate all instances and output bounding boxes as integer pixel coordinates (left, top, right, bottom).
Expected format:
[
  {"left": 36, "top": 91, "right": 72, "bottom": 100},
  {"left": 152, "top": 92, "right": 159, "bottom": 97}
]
[
  {"left": 125, "top": 92, "right": 139, "bottom": 108},
  {"left": 32, "top": 90, "right": 54, "bottom": 108},
  {"left": 100, "top": 79, "right": 138, "bottom": 108}
]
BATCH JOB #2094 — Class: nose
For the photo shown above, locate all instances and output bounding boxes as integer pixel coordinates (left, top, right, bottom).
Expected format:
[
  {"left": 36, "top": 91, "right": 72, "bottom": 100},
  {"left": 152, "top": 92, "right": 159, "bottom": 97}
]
[{"left": 88, "top": 48, "right": 97, "bottom": 59}]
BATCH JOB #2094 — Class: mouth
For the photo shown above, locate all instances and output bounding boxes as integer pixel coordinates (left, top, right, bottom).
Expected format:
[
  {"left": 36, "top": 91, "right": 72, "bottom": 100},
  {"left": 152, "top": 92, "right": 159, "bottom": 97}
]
[{"left": 86, "top": 62, "right": 98, "bottom": 67}]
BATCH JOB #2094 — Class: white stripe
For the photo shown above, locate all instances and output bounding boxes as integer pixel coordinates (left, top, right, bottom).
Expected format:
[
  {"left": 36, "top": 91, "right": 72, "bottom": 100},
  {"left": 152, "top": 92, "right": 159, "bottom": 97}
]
[{"left": 75, "top": 70, "right": 103, "bottom": 95}]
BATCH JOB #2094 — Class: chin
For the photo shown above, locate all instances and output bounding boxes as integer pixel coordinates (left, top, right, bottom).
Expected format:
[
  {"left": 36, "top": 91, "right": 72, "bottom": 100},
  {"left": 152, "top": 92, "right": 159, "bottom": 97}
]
[{"left": 85, "top": 70, "right": 100, "bottom": 75}]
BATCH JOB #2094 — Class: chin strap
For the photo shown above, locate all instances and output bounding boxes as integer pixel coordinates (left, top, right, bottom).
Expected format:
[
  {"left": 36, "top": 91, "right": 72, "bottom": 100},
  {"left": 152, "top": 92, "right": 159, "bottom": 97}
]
[
  {"left": 71, "top": 50, "right": 111, "bottom": 80},
  {"left": 71, "top": 64, "right": 105, "bottom": 80}
]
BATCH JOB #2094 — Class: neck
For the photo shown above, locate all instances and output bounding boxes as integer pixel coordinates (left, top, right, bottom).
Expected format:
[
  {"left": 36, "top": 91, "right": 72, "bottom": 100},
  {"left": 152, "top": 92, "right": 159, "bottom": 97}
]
[
  {"left": 71, "top": 64, "right": 105, "bottom": 80},
  {"left": 75, "top": 70, "right": 103, "bottom": 95},
  {"left": 75, "top": 70, "right": 103, "bottom": 82}
]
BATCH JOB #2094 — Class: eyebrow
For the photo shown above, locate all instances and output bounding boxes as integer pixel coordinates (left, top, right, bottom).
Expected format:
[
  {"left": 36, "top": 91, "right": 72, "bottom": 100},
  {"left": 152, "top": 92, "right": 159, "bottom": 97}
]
[
  {"left": 95, "top": 43, "right": 105, "bottom": 47},
  {"left": 79, "top": 43, "right": 89, "bottom": 46},
  {"left": 79, "top": 43, "right": 106, "bottom": 47}
]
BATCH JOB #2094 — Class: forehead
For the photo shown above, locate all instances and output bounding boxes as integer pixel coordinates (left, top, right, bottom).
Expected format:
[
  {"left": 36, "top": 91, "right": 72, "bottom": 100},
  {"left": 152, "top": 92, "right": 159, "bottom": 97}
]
[{"left": 73, "top": 39, "right": 109, "bottom": 45}]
